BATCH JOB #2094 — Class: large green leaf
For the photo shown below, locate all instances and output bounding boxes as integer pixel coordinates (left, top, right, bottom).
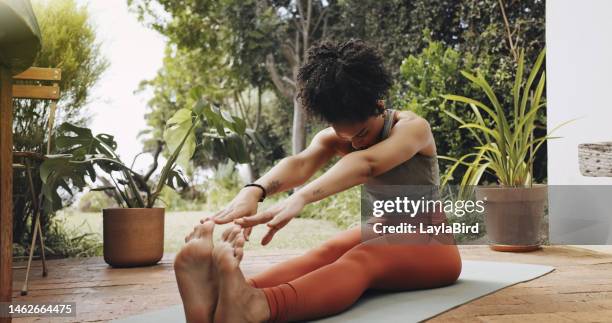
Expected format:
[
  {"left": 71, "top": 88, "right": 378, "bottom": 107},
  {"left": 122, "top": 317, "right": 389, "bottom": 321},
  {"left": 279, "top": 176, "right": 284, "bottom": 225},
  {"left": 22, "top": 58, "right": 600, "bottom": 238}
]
[
  {"left": 203, "top": 105, "right": 227, "bottom": 136},
  {"left": 54, "top": 122, "right": 117, "bottom": 159},
  {"left": 39, "top": 154, "right": 92, "bottom": 212},
  {"left": 166, "top": 168, "right": 188, "bottom": 190},
  {"left": 164, "top": 108, "right": 197, "bottom": 171},
  {"left": 223, "top": 133, "right": 250, "bottom": 163}
]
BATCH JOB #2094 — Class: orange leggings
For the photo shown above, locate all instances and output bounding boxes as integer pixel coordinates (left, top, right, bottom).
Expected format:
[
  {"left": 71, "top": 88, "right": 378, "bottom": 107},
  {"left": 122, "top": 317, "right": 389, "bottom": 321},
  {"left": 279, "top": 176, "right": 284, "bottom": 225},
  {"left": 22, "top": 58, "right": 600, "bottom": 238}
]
[{"left": 247, "top": 227, "right": 462, "bottom": 322}]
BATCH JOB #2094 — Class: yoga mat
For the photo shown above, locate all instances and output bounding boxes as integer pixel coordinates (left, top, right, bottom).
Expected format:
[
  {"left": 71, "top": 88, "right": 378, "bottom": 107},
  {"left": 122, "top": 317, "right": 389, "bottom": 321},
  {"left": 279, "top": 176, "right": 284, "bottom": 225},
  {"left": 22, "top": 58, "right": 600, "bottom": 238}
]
[{"left": 114, "top": 260, "right": 554, "bottom": 323}]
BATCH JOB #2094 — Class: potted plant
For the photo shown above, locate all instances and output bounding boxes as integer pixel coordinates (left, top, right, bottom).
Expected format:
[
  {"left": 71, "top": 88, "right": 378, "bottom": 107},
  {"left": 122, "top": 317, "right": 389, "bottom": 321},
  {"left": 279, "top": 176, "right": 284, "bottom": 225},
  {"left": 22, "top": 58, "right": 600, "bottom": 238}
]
[
  {"left": 40, "top": 95, "right": 250, "bottom": 266},
  {"left": 440, "top": 48, "right": 573, "bottom": 252}
]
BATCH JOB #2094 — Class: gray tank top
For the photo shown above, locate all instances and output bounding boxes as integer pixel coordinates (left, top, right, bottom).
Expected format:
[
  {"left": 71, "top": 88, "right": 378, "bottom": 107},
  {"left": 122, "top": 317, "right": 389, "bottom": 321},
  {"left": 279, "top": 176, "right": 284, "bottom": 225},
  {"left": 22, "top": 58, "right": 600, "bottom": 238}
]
[
  {"left": 363, "top": 108, "right": 445, "bottom": 225},
  {"left": 364, "top": 108, "right": 440, "bottom": 188}
]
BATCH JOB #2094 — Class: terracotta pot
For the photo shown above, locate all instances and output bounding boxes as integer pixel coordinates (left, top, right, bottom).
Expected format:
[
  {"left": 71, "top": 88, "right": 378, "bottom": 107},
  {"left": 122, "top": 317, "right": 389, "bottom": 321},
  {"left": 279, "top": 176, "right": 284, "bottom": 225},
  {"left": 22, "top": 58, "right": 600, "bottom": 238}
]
[
  {"left": 103, "top": 208, "right": 164, "bottom": 267},
  {"left": 475, "top": 184, "right": 547, "bottom": 252}
]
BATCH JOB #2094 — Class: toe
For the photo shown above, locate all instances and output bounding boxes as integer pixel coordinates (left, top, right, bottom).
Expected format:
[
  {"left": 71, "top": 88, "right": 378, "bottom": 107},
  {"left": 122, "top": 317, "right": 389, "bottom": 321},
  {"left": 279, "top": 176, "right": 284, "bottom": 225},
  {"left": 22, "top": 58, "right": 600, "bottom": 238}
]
[
  {"left": 184, "top": 231, "right": 194, "bottom": 243},
  {"left": 233, "top": 236, "right": 245, "bottom": 249},
  {"left": 202, "top": 220, "right": 215, "bottom": 236},
  {"left": 214, "top": 242, "right": 238, "bottom": 273},
  {"left": 221, "top": 226, "right": 232, "bottom": 241},
  {"left": 228, "top": 226, "right": 241, "bottom": 243},
  {"left": 235, "top": 247, "right": 244, "bottom": 262},
  {"left": 194, "top": 221, "right": 215, "bottom": 239}
]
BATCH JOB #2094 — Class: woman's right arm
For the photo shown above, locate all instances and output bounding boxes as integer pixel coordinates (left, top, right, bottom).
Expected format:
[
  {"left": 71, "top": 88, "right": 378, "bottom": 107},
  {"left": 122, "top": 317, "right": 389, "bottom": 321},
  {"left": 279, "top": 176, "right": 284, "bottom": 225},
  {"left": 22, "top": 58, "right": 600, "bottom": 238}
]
[{"left": 209, "top": 127, "right": 339, "bottom": 224}]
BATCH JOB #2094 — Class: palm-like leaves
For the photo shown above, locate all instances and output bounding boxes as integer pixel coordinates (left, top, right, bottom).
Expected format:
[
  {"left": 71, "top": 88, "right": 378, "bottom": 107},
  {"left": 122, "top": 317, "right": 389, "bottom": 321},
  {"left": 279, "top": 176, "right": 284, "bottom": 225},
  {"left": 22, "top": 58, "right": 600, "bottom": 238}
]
[
  {"left": 40, "top": 95, "right": 251, "bottom": 211},
  {"left": 441, "top": 48, "right": 573, "bottom": 188}
]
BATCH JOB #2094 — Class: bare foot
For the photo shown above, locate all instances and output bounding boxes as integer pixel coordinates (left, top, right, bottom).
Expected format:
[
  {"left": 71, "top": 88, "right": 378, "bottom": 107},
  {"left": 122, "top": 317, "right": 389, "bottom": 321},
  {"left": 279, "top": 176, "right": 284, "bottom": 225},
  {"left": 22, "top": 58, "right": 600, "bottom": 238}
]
[
  {"left": 174, "top": 221, "right": 217, "bottom": 323},
  {"left": 213, "top": 240, "right": 270, "bottom": 323},
  {"left": 221, "top": 224, "right": 246, "bottom": 262}
]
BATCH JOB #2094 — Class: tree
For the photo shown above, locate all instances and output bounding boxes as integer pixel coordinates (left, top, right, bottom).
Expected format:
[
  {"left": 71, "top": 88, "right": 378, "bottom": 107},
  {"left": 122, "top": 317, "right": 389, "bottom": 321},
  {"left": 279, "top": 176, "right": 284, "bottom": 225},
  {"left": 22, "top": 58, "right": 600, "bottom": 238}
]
[
  {"left": 330, "top": 0, "right": 544, "bottom": 79},
  {"left": 136, "top": 42, "right": 287, "bottom": 181},
  {"left": 129, "top": 0, "right": 546, "bottom": 181},
  {"left": 391, "top": 0, "right": 546, "bottom": 183},
  {"left": 329, "top": 0, "right": 464, "bottom": 76},
  {"left": 129, "top": 0, "right": 338, "bottom": 156},
  {"left": 12, "top": 0, "right": 109, "bottom": 246}
]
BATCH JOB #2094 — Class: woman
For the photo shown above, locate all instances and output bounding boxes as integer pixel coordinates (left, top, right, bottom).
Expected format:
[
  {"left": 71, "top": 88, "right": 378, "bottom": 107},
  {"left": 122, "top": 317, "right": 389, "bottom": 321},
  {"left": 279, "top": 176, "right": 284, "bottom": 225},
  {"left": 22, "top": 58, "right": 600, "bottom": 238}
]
[{"left": 174, "top": 39, "right": 462, "bottom": 323}]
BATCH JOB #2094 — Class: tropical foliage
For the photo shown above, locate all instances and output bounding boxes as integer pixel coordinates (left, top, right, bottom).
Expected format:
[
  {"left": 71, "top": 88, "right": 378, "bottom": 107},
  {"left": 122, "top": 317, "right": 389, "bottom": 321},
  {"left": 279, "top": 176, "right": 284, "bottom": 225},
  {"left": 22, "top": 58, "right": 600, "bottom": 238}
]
[
  {"left": 440, "top": 48, "right": 569, "bottom": 188},
  {"left": 40, "top": 95, "right": 250, "bottom": 211},
  {"left": 392, "top": 37, "right": 495, "bottom": 183},
  {"left": 128, "top": 0, "right": 545, "bottom": 178}
]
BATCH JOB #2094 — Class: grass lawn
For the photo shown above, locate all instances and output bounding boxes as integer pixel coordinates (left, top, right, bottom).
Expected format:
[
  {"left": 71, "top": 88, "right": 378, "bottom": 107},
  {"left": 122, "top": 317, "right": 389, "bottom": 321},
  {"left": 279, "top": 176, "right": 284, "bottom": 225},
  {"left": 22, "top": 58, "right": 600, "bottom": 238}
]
[{"left": 56, "top": 209, "right": 344, "bottom": 254}]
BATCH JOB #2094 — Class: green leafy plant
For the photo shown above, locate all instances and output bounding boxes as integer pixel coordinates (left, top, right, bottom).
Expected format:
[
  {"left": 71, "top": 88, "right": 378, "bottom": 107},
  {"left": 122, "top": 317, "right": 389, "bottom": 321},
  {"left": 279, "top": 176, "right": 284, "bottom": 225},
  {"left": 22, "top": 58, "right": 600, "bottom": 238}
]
[
  {"left": 392, "top": 37, "right": 497, "bottom": 184},
  {"left": 40, "top": 95, "right": 250, "bottom": 211},
  {"left": 440, "top": 48, "right": 573, "bottom": 188}
]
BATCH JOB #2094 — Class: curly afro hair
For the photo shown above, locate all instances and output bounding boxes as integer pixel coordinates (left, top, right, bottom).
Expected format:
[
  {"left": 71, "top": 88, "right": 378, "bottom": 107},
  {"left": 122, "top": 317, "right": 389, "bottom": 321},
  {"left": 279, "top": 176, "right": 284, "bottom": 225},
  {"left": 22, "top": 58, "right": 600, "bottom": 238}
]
[{"left": 297, "top": 39, "right": 392, "bottom": 124}]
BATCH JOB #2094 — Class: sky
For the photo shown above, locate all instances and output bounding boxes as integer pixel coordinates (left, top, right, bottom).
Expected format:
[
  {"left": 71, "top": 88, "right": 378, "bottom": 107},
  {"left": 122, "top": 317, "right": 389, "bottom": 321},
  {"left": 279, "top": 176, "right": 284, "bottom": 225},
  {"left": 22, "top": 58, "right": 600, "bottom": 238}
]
[{"left": 75, "top": 0, "right": 166, "bottom": 172}]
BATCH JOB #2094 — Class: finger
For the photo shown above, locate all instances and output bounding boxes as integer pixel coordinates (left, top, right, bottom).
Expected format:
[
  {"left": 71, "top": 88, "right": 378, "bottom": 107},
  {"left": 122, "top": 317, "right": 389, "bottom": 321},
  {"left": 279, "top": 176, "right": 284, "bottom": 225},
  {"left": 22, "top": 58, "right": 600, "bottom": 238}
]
[
  {"left": 235, "top": 211, "right": 274, "bottom": 227},
  {"left": 268, "top": 213, "right": 292, "bottom": 231},
  {"left": 211, "top": 208, "right": 230, "bottom": 220},
  {"left": 215, "top": 205, "right": 245, "bottom": 223},
  {"left": 243, "top": 227, "right": 253, "bottom": 241},
  {"left": 261, "top": 227, "right": 278, "bottom": 246},
  {"left": 268, "top": 212, "right": 291, "bottom": 227},
  {"left": 261, "top": 216, "right": 291, "bottom": 246},
  {"left": 216, "top": 208, "right": 251, "bottom": 224},
  {"left": 213, "top": 208, "right": 234, "bottom": 224}
]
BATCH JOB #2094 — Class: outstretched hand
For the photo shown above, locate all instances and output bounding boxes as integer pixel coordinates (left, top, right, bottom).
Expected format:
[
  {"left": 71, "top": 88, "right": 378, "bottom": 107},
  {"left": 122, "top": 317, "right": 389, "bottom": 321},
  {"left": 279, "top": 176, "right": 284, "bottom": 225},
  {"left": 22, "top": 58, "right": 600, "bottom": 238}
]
[
  {"left": 201, "top": 187, "right": 261, "bottom": 240},
  {"left": 234, "top": 194, "right": 306, "bottom": 245}
]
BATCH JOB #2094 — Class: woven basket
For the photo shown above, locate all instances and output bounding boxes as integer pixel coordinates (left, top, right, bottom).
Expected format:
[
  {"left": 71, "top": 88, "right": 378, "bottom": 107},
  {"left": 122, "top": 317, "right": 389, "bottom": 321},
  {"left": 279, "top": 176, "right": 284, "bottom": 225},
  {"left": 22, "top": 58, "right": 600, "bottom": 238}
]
[{"left": 578, "top": 142, "right": 612, "bottom": 177}]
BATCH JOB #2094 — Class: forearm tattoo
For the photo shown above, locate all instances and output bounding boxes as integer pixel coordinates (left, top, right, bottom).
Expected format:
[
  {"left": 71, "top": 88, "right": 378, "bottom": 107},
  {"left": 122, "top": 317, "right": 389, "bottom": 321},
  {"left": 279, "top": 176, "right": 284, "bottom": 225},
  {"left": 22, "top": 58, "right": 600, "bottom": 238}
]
[
  {"left": 266, "top": 180, "right": 282, "bottom": 194},
  {"left": 312, "top": 188, "right": 324, "bottom": 197}
]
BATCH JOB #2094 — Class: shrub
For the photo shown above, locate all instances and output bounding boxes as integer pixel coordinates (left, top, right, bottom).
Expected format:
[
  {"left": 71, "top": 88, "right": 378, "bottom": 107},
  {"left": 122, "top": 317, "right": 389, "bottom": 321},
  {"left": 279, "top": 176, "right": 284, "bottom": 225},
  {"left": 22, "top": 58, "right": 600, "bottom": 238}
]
[
  {"left": 13, "top": 218, "right": 102, "bottom": 258},
  {"left": 392, "top": 38, "right": 510, "bottom": 184},
  {"left": 77, "top": 191, "right": 117, "bottom": 212}
]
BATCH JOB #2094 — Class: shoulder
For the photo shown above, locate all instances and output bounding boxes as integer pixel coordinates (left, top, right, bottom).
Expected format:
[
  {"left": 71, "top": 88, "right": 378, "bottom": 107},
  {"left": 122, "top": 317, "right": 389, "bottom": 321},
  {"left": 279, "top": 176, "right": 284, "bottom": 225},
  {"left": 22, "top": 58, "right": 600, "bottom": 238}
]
[
  {"left": 392, "top": 110, "right": 431, "bottom": 133},
  {"left": 389, "top": 110, "right": 436, "bottom": 156},
  {"left": 312, "top": 127, "right": 351, "bottom": 155}
]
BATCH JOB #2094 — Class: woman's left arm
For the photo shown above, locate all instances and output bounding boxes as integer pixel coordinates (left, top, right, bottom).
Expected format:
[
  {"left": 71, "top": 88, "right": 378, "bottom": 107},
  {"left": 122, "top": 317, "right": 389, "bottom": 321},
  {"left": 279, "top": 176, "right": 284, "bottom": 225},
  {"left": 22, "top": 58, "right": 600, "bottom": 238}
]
[
  {"left": 298, "top": 116, "right": 434, "bottom": 203},
  {"left": 236, "top": 116, "right": 434, "bottom": 245}
]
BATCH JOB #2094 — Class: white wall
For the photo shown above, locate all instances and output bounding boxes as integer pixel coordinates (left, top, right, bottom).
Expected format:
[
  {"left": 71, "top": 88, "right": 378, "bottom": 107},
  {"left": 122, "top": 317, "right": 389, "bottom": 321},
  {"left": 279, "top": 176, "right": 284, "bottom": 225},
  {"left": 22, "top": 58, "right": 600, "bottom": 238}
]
[{"left": 547, "top": 0, "right": 612, "bottom": 243}]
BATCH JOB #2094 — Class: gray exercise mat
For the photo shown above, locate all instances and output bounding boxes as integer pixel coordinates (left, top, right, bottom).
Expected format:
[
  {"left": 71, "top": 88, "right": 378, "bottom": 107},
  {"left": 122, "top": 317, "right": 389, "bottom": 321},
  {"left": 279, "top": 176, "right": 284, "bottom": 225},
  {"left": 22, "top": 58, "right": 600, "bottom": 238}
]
[{"left": 114, "top": 260, "right": 554, "bottom": 323}]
